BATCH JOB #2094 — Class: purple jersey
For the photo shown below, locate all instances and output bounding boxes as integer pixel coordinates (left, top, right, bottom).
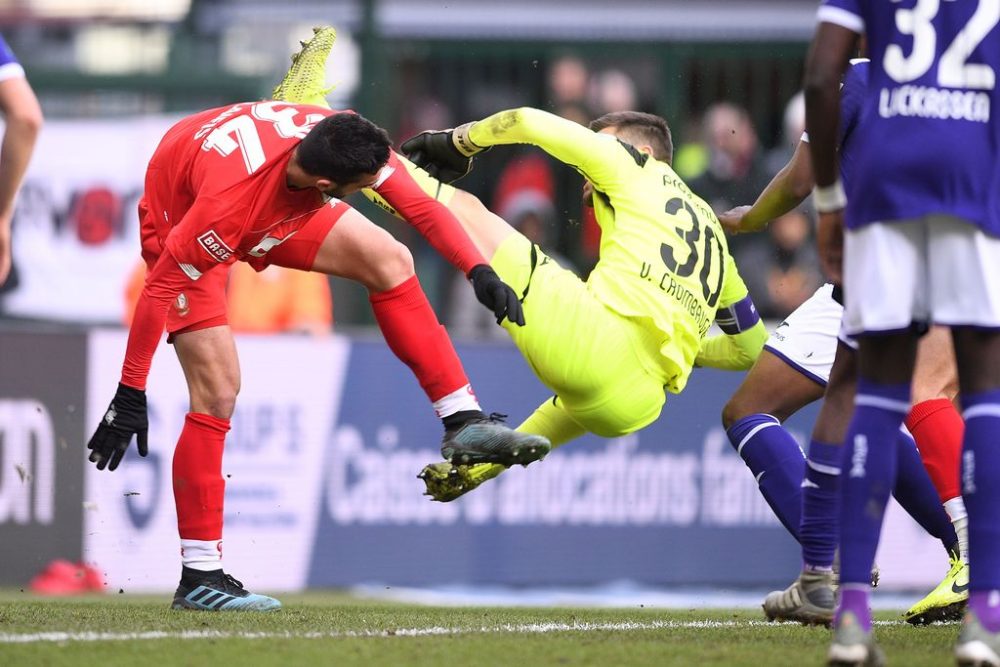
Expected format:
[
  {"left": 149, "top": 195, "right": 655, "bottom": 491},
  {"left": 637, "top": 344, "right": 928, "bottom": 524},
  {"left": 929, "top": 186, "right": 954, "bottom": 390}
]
[
  {"left": 0, "top": 35, "right": 24, "bottom": 82},
  {"left": 838, "top": 59, "right": 869, "bottom": 194},
  {"left": 819, "top": 0, "right": 1000, "bottom": 236}
]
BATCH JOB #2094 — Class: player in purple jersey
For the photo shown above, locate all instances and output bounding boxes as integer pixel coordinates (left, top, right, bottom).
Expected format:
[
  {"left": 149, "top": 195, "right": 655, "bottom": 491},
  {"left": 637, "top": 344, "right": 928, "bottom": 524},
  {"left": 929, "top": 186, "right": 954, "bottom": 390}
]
[
  {"left": 807, "top": 1, "right": 1000, "bottom": 664},
  {"left": 0, "top": 34, "right": 42, "bottom": 287},
  {"left": 720, "top": 59, "right": 967, "bottom": 628}
]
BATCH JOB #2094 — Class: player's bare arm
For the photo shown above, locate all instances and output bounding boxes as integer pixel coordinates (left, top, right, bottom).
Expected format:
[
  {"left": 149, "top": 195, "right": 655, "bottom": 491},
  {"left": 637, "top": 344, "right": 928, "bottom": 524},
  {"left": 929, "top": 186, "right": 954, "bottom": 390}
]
[
  {"left": 804, "top": 22, "right": 857, "bottom": 284},
  {"left": 0, "top": 73, "right": 42, "bottom": 286},
  {"left": 718, "top": 139, "right": 814, "bottom": 235}
]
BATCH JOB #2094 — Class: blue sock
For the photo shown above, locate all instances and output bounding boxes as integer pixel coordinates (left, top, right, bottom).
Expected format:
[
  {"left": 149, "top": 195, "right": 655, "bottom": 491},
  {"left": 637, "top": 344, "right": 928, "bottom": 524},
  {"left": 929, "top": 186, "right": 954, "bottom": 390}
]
[
  {"left": 839, "top": 380, "right": 908, "bottom": 586},
  {"left": 800, "top": 439, "right": 842, "bottom": 570},
  {"left": 893, "top": 429, "right": 959, "bottom": 553},
  {"left": 963, "top": 390, "right": 1000, "bottom": 605},
  {"left": 727, "top": 414, "right": 805, "bottom": 541}
]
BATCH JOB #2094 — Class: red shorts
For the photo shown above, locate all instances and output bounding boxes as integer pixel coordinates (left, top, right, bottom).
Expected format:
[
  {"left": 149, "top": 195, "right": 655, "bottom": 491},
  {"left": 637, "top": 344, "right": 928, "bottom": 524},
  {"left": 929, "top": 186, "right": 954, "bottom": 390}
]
[{"left": 137, "top": 198, "right": 348, "bottom": 338}]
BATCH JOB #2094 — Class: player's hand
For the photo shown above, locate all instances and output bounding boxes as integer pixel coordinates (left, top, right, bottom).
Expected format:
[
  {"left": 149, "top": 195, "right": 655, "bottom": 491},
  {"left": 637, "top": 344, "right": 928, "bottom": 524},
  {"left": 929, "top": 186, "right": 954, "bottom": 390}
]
[
  {"left": 0, "top": 214, "right": 12, "bottom": 286},
  {"left": 87, "top": 383, "right": 149, "bottom": 471},
  {"left": 468, "top": 264, "right": 525, "bottom": 327},
  {"left": 817, "top": 210, "right": 845, "bottom": 284},
  {"left": 400, "top": 123, "right": 485, "bottom": 184},
  {"left": 718, "top": 205, "right": 759, "bottom": 235}
]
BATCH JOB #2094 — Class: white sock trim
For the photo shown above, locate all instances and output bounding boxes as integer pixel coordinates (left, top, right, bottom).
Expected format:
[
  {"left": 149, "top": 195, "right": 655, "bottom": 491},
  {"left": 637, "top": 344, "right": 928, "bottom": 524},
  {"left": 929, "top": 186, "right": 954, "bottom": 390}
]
[
  {"left": 433, "top": 384, "right": 481, "bottom": 418},
  {"left": 736, "top": 417, "right": 780, "bottom": 455},
  {"left": 840, "top": 583, "right": 871, "bottom": 593},
  {"left": 945, "top": 496, "right": 969, "bottom": 563},
  {"left": 945, "top": 496, "right": 968, "bottom": 522},
  {"left": 964, "top": 404, "right": 1000, "bottom": 420},
  {"left": 855, "top": 393, "right": 910, "bottom": 414},
  {"left": 181, "top": 539, "right": 223, "bottom": 571},
  {"left": 806, "top": 459, "right": 842, "bottom": 476}
]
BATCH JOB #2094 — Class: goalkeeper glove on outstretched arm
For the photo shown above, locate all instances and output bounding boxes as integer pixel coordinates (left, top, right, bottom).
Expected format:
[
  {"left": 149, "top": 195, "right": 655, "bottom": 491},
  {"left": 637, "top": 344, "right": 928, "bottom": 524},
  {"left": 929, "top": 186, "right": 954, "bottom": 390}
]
[
  {"left": 87, "top": 383, "right": 149, "bottom": 471},
  {"left": 468, "top": 264, "right": 525, "bottom": 327},
  {"left": 400, "top": 123, "right": 486, "bottom": 183}
]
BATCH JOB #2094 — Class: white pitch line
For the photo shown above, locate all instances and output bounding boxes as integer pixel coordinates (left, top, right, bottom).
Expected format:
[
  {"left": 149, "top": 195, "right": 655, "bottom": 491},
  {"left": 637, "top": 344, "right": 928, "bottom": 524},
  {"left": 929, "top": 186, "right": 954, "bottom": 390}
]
[
  {"left": 0, "top": 618, "right": 917, "bottom": 645},
  {"left": 0, "top": 620, "right": 760, "bottom": 644}
]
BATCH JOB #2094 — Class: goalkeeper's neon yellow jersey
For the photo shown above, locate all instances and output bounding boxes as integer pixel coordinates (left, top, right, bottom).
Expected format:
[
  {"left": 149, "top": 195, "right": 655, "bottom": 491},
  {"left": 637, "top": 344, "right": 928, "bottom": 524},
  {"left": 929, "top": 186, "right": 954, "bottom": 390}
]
[{"left": 469, "top": 108, "right": 752, "bottom": 392}]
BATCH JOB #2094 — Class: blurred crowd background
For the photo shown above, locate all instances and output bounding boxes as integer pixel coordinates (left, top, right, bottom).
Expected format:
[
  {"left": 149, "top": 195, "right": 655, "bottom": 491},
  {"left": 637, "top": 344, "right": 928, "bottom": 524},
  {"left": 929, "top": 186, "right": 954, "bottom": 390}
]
[{"left": 0, "top": 0, "right": 825, "bottom": 335}]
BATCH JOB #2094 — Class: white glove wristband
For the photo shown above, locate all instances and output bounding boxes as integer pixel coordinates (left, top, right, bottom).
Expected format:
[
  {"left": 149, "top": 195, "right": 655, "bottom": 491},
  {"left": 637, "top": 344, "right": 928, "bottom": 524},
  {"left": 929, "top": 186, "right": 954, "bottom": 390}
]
[
  {"left": 452, "top": 122, "right": 484, "bottom": 157},
  {"left": 813, "top": 180, "right": 847, "bottom": 213}
]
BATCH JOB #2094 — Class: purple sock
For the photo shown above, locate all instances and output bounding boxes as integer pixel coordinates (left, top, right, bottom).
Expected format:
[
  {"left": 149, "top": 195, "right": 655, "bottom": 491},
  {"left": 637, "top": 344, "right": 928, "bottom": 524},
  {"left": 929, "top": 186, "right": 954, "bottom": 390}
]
[
  {"left": 836, "top": 585, "right": 872, "bottom": 632},
  {"left": 727, "top": 414, "right": 805, "bottom": 541},
  {"left": 839, "top": 379, "right": 908, "bottom": 586},
  {"left": 963, "top": 389, "right": 1000, "bottom": 631},
  {"left": 970, "top": 592, "right": 1000, "bottom": 633},
  {"left": 893, "top": 429, "right": 959, "bottom": 553},
  {"left": 801, "top": 439, "right": 842, "bottom": 570}
]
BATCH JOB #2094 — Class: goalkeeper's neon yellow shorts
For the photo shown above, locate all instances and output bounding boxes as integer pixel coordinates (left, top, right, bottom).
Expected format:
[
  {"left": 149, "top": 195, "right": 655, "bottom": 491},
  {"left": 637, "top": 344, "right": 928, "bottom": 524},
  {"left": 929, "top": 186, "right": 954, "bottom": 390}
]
[{"left": 493, "top": 232, "right": 669, "bottom": 438}]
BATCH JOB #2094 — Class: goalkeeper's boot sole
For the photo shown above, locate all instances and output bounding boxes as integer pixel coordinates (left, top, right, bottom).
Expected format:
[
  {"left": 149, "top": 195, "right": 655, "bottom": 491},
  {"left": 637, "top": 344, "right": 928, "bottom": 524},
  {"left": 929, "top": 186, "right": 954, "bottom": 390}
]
[
  {"left": 271, "top": 26, "right": 336, "bottom": 106},
  {"left": 171, "top": 569, "right": 281, "bottom": 612},
  {"left": 827, "top": 611, "right": 886, "bottom": 667},
  {"left": 418, "top": 461, "right": 505, "bottom": 502},
  {"left": 956, "top": 609, "right": 1000, "bottom": 667},
  {"left": 441, "top": 417, "right": 550, "bottom": 467},
  {"left": 763, "top": 569, "right": 835, "bottom": 627},
  {"left": 904, "top": 556, "right": 968, "bottom": 625}
]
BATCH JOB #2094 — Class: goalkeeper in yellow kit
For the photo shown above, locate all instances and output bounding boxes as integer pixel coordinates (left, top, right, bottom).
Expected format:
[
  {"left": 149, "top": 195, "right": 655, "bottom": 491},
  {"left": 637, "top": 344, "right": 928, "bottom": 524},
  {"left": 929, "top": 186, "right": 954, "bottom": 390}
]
[
  {"left": 271, "top": 27, "right": 766, "bottom": 500},
  {"left": 399, "top": 108, "right": 768, "bottom": 500}
]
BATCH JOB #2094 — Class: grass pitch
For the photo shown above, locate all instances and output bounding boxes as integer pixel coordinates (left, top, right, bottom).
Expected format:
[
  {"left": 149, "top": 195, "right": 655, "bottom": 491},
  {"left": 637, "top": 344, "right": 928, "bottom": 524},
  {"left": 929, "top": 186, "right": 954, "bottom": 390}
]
[{"left": 0, "top": 591, "right": 960, "bottom": 666}]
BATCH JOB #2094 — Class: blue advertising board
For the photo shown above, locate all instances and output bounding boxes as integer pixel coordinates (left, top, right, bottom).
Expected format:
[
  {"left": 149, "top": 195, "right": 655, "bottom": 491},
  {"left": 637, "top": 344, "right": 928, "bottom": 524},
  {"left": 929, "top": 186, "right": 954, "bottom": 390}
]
[{"left": 307, "top": 339, "right": 819, "bottom": 588}]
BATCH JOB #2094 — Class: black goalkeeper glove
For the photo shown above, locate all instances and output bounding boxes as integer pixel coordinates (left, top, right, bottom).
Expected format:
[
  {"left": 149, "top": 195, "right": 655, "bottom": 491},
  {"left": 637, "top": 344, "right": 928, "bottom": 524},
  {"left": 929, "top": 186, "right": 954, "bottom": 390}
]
[
  {"left": 400, "top": 122, "right": 486, "bottom": 184},
  {"left": 468, "top": 264, "right": 525, "bottom": 327},
  {"left": 87, "top": 383, "right": 149, "bottom": 471}
]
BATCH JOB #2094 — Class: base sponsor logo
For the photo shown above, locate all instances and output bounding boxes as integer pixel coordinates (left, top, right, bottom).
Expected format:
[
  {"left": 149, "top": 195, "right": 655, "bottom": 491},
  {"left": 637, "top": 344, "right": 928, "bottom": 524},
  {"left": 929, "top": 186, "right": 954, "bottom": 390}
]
[{"left": 197, "top": 230, "right": 234, "bottom": 262}]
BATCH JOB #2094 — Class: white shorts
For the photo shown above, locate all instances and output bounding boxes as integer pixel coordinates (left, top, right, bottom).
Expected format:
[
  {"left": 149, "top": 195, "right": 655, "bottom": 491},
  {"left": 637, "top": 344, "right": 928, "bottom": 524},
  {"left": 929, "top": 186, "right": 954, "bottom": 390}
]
[
  {"left": 843, "top": 216, "right": 1000, "bottom": 335},
  {"left": 764, "top": 283, "right": 848, "bottom": 386}
]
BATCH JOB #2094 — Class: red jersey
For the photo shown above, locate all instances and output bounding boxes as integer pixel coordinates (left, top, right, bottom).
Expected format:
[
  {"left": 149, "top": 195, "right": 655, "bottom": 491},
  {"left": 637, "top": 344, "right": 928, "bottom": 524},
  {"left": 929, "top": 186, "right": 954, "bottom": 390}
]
[
  {"left": 122, "top": 101, "right": 486, "bottom": 389},
  {"left": 143, "top": 101, "right": 331, "bottom": 278}
]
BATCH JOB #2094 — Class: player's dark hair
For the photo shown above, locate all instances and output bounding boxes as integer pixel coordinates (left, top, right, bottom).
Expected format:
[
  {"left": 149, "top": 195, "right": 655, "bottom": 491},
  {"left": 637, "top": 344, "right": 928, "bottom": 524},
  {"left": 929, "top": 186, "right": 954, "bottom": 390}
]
[
  {"left": 296, "top": 112, "right": 391, "bottom": 183},
  {"left": 589, "top": 111, "right": 673, "bottom": 165}
]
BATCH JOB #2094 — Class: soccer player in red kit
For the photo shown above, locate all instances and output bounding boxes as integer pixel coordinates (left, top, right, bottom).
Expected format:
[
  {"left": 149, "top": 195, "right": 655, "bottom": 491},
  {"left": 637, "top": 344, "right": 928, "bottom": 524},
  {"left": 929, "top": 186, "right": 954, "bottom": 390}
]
[{"left": 84, "top": 31, "right": 549, "bottom": 611}]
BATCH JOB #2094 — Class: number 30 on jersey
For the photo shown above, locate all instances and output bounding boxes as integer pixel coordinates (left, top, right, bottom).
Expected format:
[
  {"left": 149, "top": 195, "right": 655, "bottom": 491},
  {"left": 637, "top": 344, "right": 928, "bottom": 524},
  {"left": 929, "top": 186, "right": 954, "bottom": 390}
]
[{"left": 659, "top": 197, "right": 724, "bottom": 308}]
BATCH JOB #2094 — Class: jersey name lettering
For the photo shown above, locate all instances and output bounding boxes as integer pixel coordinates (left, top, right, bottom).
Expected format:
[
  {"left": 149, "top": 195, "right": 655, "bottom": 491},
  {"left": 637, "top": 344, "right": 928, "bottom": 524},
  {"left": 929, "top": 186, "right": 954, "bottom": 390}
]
[{"left": 878, "top": 85, "right": 990, "bottom": 122}]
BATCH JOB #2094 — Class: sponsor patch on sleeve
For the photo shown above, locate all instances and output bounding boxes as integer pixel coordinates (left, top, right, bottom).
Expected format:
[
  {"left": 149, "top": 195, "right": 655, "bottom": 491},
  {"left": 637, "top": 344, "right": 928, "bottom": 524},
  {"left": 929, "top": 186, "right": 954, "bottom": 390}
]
[{"left": 197, "top": 230, "right": 234, "bottom": 262}]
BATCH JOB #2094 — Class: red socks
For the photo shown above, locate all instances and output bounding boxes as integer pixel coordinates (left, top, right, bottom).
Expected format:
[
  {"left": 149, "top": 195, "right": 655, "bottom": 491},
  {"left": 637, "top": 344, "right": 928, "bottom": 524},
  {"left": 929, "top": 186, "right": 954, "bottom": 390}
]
[
  {"left": 173, "top": 412, "right": 229, "bottom": 541},
  {"left": 370, "top": 275, "right": 472, "bottom": 403},
  {"left": 906, "top": 398, "right": 964, "bottom": 503}
]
